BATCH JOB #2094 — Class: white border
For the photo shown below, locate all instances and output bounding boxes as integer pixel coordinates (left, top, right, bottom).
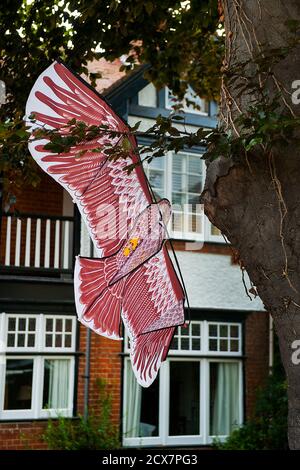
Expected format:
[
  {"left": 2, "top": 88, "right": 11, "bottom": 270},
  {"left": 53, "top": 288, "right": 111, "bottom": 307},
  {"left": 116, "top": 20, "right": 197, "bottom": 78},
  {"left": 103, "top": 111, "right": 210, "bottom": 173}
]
[{"left": 0, "top": 313, "right": 76, "bottom": 420}]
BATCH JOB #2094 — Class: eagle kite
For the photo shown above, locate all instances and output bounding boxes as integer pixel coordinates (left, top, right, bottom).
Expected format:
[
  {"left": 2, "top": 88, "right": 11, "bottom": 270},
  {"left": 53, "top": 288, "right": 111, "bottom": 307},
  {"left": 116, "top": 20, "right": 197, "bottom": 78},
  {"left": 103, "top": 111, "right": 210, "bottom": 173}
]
[{"left": 26, "top": 61, "right": 185, "bottom": 387}]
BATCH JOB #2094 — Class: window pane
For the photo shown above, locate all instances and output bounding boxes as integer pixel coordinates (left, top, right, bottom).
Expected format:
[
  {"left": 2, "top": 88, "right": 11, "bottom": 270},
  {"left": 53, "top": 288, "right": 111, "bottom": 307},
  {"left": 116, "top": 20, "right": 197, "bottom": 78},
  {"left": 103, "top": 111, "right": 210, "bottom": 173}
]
[
  {"left": 28, "top": 318, "right": 36, "bottom": 331},
  {"left": 46, "top": 319, "right": 53, "bottom": 332},
  {"left": 55, "top": 334, "right": 62, "bottom": 348},
  {"left": 210, "top": 362, "right": 240, "bottom": 436},
  {"left": 220, "top": 325, "right": 228, "bottom": 337},
  {"left": 211, "top": 224, "right": 222, "bottom": 236},
  {"left": 169, "top": 361, "right": 200, "bottom": 436},
  {"left": 64, "top": 335, "right": 72, "bottom": 348},
  {"left": 230, "top": 326, "right": 239, "bottom": 338},
  {"left": 185, "top": 86, "right": 207, "bottom": 113},
  {"left": 209, "top": 339, "right": 218, "bottom": 351},
  {"left": 230, "top": 340, "right": 239, "bottom": 352},
  {"left": 188, "top": 174, "right": 202, "bottom": 193},
  {"left": 153, "top": 188, "right": 164, "bottom": 200},
  {"left": 181, "top": 338, "right": 190, "bottom": 350},
  {"left": 18, "top": 318, "right": 26, "bottom": 331},
  {"left": 56, "top": 319, "right": 63, "bottom": 332},
  {"left": 172, "top": 173, "right": 183, "bottom": 192},
  {"left": 149, "top": 157, "right": 164, "bottom": 170},
  {"left": 188, "top": 194, "right": 200, "bottom": 206},
  {"left": 124, "top": 363, "right": 159, "bottom": 437},
  {"left": 28, "top": 334, "right": 35, "bottom": 347},
  {"left": 220, "top": 339, "right": 228, "bottom": 352},
  {"left": 4, "top": 359, "right": 33, "bottom": 410},
  {"left": 192, "top": 338, "right": 201, "bottom": 350},
  {"left": 149, "top": 170, "right": 163, "bottom": 189},
  {"left": 7, "top": 334, "right": 15, "bottom": 347},
  {"left": 172, "top": 157, "right": 183, "bottom": 172},
  {"left": 172, "top": 212, "right": 183, "bottom": 232},
  {"left": 43, "top": 359, "right": 70, "bottom": 409},
  {"left": 46, "top": 334, "right": 53, "bottom": 347},
  {"left": 209, "top": 324, "right": 217, "bottom": 336},
  {"left": 167, "top": 89, "right": 177, "bottom": 107},
  {"left": 138, "top": 83, "right": 157, "bottom": 107},
  {"left": 17, "top": 334, "right": 25, "bottom": 347},
  {"left": 192, "top": 323, "right": 201, "bottom": 336},
  {"left": 65, "top": 319, "right": 72, "bottom": 332},
  {"left": 170, "top": 336, "right": 178, "bottom": 350},
  {"left": 188, "top": 213, "right": 202, "bottom": 233},
  {"left": 172, "top": 192, "right": 185, "bottom": 206},
  {"left": 8, "top": 318, "right": 16, "bottom": 331},
  {"left": 180, "top": 325, "right": 189, "bottom": 336},
  {"left": 188, "top": 156, "right": 202, "bottom": 174}
]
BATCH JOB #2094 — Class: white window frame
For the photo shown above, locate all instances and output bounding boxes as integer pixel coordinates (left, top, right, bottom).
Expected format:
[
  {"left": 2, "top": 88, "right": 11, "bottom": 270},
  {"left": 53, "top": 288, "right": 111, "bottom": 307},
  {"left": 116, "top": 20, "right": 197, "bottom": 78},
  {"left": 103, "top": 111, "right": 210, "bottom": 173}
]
[
  {"left": 122, "top": 320, "right": 243, "bottom": 447},
  {"left": 122, "top": 357, "right": 243, "bottom": 447},
  {"left": 124, "top": 320, "right": 242, "bottom": 357},
  {"left": 0, "top": 312, "right": 76, "bottom": 420},
  {"left": 145, "top": 151, "right": 225, "bottom": 243},
  {"left": 168, "top": 151, "right": 205, "bottom": 242}
]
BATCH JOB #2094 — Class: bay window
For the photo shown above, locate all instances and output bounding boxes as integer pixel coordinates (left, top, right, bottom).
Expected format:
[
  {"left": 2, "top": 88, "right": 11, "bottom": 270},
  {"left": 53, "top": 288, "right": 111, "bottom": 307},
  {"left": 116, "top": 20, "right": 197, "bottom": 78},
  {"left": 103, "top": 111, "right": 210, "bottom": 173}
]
[
  {"left": 146, "top": 152, "right": 223, "bottom": 242},
  {"left": 0, "top": 313, "right": 76, "bottom": 420},
  {"left": 123, "top": 320, "right": 243, "bottom": 447}
]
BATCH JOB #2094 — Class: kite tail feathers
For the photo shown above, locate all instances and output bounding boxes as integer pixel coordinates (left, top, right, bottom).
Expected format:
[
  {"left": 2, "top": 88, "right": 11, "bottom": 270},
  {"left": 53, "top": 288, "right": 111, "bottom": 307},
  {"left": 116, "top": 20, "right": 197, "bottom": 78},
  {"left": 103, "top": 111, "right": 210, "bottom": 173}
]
[
  {"left": 74, "top": 255, "right": 123, "bottom": 339},
  {"left": 130, "top": 327, "right": 176, "bottom": 387}
]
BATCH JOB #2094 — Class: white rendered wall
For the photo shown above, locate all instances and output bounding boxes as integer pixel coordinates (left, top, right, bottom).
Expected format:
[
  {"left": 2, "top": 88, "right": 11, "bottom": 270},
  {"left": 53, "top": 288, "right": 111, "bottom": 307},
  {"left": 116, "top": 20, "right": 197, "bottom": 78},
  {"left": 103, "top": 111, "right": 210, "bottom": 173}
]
[{"left": 172, "top": 250, "right": 264, "bottom": 311}]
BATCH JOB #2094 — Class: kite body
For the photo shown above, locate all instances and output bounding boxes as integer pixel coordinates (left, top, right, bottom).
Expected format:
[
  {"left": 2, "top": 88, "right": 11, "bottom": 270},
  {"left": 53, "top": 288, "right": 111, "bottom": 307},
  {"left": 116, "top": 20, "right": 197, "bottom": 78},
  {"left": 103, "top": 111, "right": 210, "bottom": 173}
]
[{"left": 26, "top": 61, "right": 185, "bottom": 387}]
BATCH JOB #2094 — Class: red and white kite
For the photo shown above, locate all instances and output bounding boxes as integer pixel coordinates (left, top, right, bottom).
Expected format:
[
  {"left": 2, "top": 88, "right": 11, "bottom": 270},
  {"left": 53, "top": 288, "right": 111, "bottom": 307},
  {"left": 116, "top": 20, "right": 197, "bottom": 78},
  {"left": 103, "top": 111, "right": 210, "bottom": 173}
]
[{"left": 26, "top": 61, "right": 185, "bottom": 387}]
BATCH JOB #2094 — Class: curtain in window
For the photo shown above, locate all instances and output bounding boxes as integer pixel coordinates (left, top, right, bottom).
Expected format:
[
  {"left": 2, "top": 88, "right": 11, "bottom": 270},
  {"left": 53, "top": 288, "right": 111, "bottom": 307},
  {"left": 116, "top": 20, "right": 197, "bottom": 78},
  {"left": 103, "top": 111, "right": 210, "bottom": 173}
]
[
  {"left": 46, "top": 359, "right": 69, "bottom": 409},
  {"left": 124, "top": 365, "right": 142, "bottom": 437},
  {"left": 211, "top": 362, "right": 240, "bottom": 436}
]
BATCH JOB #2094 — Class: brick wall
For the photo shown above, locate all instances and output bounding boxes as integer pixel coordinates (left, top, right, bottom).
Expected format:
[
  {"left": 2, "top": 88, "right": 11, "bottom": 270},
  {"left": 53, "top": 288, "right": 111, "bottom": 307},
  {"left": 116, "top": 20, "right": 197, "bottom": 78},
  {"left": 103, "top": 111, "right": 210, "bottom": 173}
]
[
  {"left": 11, "top": 170, "right": 63, "bottom": 216},
  {"left": 0, "top": 171, "right": 63, "bottom": 264},
  {"left": 77, "top": 324, "right": 122, "bottom": 425},
  {"left": 244, "top": 311, "right": 270, "bottom": 418},
  {"left": 0, "top": 422, "right": 48, "bottom": 450}
]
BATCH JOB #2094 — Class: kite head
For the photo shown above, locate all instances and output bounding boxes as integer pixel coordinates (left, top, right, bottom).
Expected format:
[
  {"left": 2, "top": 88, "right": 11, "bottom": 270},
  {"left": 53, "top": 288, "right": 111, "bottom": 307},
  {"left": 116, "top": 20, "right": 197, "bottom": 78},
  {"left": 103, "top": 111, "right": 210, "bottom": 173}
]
[{"left": 157, "top": 199, "right": 172, "bottom": 227}]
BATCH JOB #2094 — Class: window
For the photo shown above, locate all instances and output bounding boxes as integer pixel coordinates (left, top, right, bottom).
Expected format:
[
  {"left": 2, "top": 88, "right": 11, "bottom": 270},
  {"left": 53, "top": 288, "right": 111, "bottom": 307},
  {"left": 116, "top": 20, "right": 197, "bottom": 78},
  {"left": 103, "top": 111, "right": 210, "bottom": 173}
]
[
  {"left": 0, "top": 313, "right": 76, "bottom": 420},
  {"left": 138, "top": 83, "right": 157, "bottom": 108},
  {"left": 145, "top": 152, "right": 224, "bottom": 242},
  {"left": 123, "top": 320, "right": 243, "bottom": 447},
  {"left": 166, "top": 86, "right": 209, "bottom": 115}
]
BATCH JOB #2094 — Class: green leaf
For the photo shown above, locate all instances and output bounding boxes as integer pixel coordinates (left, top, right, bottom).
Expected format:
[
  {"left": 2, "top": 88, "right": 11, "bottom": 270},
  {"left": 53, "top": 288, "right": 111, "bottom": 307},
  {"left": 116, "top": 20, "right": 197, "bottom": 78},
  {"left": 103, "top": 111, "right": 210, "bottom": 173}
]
[
  {"left": 245, "top": 137, "right": 263, "bottom": 151},
  {"left": 130, "top": 121, "right": 141, "bottom": 132},
  {"left": 122, "top": 137, "right": 132, "bottom": 151},
  {"left": 145, "top": 2, "right": 154, "bottom": 15},
  {"left": 168, "top": 127, "right": 181, "bottom": 136}
]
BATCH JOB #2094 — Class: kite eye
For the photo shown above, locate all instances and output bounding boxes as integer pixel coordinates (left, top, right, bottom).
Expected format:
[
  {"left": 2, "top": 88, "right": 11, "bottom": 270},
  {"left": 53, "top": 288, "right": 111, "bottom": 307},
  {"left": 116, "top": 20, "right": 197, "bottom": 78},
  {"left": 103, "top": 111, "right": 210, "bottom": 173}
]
[
  {"left": 129, "top": 237, "right": 139, "bottom": 250},
  {"left": 123, "top": 247, "right": 131, "bottom": 257}
]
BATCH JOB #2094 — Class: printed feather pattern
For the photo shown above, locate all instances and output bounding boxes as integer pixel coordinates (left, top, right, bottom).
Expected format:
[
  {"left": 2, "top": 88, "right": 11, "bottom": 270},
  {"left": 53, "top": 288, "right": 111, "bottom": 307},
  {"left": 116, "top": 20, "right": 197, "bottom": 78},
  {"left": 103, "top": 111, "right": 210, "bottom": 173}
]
[{"left": 26, "top": 61, "right": 185, "bottom": 386}]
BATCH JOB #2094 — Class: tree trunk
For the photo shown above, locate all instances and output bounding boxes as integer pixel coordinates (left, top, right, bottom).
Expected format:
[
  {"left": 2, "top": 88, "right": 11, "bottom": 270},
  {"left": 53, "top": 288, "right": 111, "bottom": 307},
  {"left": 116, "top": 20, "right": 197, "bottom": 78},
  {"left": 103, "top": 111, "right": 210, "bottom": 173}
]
[{"left": 201, "top": 0, "right": 300, "bottom": 449}]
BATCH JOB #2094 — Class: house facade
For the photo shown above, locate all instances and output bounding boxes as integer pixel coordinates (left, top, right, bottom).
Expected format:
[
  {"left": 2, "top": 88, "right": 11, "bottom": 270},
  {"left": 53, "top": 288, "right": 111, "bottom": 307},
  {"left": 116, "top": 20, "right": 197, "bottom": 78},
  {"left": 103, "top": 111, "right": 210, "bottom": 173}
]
[{"left": 0, "top": 60, "right": 270, "bottom": 449}]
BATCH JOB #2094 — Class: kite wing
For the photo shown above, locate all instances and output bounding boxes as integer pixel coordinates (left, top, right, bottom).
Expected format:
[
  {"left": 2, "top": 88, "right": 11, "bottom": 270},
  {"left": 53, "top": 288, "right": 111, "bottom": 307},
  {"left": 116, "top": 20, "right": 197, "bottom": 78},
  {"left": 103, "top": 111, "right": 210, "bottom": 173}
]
[
  {"left": 122, "top": 246, "right": 185, "bottom": 387},
  {"left": 25, "top": 61, "right": 152, "bottom": 256}
]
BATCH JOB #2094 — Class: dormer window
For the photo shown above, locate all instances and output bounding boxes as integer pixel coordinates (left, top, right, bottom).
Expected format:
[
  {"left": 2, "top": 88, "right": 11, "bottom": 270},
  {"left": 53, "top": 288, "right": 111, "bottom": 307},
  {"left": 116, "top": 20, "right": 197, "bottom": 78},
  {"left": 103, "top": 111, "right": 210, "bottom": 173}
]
[{"left": 166, "top": 86, "right": 209, "bottom": 115}]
